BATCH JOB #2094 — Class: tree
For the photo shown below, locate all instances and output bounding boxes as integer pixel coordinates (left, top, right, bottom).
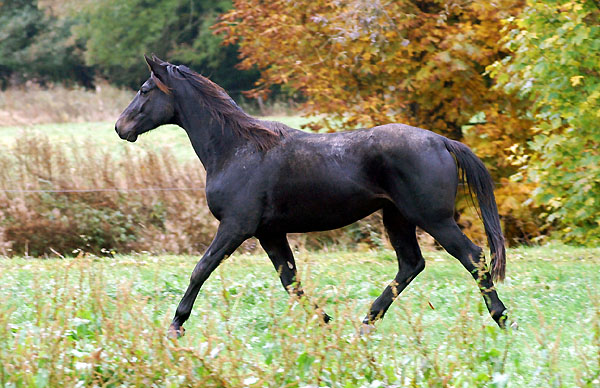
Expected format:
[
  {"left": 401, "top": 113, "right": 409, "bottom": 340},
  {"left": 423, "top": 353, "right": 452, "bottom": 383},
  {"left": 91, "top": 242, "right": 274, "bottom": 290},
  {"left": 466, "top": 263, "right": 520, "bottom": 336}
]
[
  {"left": 218, "top": 1, "right": 518, "bottom": 135},
  {"left": 489, "top": 0, "right": 600, "bottom": 244},
  {"left": 217, "top": 0, "right": 543, "bottom": 244},
  {"left": 75, "top": 0, "right": 258, "bottom": 93},
  {"left": 0, "top": 0, "right": 91, "bottom": 88}
]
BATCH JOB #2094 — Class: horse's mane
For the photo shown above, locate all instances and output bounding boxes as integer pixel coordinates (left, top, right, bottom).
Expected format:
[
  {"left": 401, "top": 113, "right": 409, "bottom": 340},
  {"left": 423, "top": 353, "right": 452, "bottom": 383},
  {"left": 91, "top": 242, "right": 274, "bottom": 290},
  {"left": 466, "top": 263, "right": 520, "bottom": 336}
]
[{"left": 159, "top": 61, "right": 284, "bottom": 152}]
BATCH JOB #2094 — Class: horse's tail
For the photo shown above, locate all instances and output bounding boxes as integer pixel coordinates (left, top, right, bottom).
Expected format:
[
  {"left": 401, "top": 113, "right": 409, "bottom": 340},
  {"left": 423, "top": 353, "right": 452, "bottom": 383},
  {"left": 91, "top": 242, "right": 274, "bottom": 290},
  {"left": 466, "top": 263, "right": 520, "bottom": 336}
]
[{"left": 442, "top": 138, "right": 506, "bottom": 282}]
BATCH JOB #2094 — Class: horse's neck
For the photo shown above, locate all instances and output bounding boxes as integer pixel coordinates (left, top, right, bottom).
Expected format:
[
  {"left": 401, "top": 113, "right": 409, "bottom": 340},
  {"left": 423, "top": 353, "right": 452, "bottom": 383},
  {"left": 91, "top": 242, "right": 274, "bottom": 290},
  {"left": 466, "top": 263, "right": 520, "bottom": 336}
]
[{"left": 177, "top": 104, "right": 243, "bottom": 175}]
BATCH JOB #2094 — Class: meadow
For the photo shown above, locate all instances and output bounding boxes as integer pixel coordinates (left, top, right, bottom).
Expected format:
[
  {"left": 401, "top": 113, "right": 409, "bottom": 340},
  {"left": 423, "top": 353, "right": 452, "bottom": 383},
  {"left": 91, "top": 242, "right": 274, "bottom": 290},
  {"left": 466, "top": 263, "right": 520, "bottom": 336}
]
[
  {"left": 1, "top": 94, "right": 598, "bottom": 387},
  {"left": 0, "top": 116, "right": 316, "bottom": 161},
  {"left": 1, "top": 245, "right": 599, "bottom": 387}
]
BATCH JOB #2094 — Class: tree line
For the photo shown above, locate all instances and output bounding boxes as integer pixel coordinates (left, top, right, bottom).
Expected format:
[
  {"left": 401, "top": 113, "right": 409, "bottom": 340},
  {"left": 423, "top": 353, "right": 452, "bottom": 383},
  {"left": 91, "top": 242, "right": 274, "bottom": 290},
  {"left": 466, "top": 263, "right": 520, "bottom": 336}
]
[{"left": 0, "top": 0, "right": 258, "bottom": 94}]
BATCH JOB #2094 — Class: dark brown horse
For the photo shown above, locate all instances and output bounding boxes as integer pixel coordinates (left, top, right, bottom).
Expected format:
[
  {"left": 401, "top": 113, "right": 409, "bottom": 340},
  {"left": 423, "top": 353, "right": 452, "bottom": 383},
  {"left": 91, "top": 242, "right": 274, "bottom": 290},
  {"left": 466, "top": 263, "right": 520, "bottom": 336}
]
[{"left": 116, "top": 56, "right": 509, "bottom": 338}]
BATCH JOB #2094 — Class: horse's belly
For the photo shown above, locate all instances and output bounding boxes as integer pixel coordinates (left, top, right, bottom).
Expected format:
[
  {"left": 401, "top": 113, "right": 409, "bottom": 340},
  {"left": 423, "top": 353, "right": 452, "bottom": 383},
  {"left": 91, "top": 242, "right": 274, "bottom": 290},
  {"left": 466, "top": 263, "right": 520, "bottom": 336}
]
[{"left": 264, "top": 192, "right": 386, "bottom": 233}]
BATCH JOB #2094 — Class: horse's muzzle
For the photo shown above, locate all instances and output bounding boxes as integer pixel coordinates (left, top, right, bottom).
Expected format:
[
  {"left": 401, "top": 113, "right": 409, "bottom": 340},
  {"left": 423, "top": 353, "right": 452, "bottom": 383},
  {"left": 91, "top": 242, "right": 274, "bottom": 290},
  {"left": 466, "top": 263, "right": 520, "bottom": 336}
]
[{"left": 115, "top": 118, "right": 138, "bottom": 142}]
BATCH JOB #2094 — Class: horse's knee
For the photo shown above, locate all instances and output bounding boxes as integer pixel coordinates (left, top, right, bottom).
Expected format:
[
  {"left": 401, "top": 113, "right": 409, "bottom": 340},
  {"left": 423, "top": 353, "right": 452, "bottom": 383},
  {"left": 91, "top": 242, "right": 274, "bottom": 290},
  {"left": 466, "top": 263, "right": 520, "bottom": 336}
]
[
  {"left": 403, "top": 257, "right": 425, "bottom": 277},
  {"left": 190, "top": 255, "right": 222, "bottom": 282},
  {"left": 471, "top": 246, "right": 485, "bottom": 263},
  {"left": 190, "top": 263, "right": 207, "bottom": 283}
]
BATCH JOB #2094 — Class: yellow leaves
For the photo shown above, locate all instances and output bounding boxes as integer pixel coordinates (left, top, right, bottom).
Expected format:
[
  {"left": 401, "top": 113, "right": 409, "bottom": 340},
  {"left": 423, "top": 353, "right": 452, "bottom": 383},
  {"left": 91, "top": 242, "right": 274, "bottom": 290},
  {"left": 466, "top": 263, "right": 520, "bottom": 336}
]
[
  {"left": 384, "top": 31, "right": 397, "bottom": 40},
  {"left": 218, "top": 0, "right": 530, "bottom": 142},
  {"left": 570, "top": 75, "right": 584, "bottom": 86},
  {"left": 559, "top": 1, "right": 575, "bottom": 12},
  {"left": 506, "top": 143, "right": 519, "bottom": 153},
  {"left": 587, "top": 90, "right": 600, "bottom": 102},
  {"left": 543, "top": 35, "right": 560, "bottom": 47},
  {"left": 436, "top": 51, "right": 452, "bottom": 63}
]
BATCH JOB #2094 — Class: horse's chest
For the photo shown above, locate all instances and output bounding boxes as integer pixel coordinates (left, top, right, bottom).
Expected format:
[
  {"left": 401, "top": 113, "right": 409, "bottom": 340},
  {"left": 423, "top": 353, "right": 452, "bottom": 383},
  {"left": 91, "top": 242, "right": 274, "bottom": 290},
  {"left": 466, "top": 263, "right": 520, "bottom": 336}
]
[
  {"left": 205, "top": 176, "right": 258, "bottom": 221},
  {"left": 205, "top": 185, "right": 228, "bottom": 220}
]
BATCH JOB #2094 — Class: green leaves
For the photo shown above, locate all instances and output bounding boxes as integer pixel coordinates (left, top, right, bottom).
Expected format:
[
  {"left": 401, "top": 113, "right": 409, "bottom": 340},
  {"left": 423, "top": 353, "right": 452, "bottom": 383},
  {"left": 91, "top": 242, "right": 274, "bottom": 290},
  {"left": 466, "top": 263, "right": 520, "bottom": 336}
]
[
  {"left": 0, "top": 0, "right": 90, "bottom": 87},
  {"left": 71, "top": 0, "right": 258, "bottom": 92},
  {"left": 492, "top": 0, "right": 600, "bottom": 244}
]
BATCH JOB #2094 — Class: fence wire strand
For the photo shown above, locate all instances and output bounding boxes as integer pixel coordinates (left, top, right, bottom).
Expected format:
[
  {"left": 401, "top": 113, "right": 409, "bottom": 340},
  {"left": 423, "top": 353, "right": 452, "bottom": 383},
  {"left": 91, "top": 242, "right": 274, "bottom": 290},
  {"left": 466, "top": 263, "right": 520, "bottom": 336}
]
[{"left": 0, "top": 187, "right": 205, "bottom": 194}]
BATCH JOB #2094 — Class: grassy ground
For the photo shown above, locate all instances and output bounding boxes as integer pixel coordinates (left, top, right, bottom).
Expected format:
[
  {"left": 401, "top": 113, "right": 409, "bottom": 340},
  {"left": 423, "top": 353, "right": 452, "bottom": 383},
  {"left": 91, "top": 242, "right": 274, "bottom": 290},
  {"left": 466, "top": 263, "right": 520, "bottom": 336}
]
[
  {"left": 0, "top": 84, "right": 134, "bottom": 127},
  {"left": 0, "top": 117, "right": 317, "bottom": 163},
  {"left": 1, "top": 244, "right": 599, "bottom": 387}
]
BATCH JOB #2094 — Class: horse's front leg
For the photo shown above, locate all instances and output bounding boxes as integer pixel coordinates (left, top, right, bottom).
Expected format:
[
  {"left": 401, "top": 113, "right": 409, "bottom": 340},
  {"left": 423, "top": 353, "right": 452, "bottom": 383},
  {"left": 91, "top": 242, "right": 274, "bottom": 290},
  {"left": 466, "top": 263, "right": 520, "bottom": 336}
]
[{"left": 169, "top": 221, "right": 249, "bottom": 338}]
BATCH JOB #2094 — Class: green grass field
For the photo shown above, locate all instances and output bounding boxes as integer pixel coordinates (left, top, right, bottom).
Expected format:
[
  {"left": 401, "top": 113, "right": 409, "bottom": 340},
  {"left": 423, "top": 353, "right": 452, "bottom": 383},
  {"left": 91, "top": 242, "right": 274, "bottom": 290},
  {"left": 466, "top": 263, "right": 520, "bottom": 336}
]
[{"left": 1, "top": 245, "right": 599, "bottom": 387}]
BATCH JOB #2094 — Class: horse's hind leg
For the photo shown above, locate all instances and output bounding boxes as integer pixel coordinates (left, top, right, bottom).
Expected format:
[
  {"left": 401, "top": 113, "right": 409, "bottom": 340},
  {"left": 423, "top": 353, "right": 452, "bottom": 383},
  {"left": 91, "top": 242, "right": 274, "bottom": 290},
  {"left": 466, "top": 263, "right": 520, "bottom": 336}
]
[
  {"left": 259, "top": 234, "right": 331, "bottom": 323},
  {"left": 423, "top": 218, "right": 508, "bottom": 327},
  {"left": 363, "top": 206, "right": 425, "bottom": 325}
]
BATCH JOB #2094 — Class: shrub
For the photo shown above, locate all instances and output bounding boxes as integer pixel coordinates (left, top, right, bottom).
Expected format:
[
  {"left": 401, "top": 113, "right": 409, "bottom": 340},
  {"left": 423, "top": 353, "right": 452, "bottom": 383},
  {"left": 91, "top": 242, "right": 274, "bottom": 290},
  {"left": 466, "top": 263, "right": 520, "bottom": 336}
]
[{"left": 489, "top": 0, "right": 600, "bottom": 245}]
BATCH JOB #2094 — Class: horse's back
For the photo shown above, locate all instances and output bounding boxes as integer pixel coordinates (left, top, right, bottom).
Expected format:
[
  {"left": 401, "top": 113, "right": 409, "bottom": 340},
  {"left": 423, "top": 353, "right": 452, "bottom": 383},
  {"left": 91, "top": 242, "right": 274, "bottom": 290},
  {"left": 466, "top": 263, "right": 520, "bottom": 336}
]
[
  {"left": 262, "top": 122, "right": 457, "bottom": 195},
  {"left": 253, "top": 123, "right": 458, "bottom": 231}
]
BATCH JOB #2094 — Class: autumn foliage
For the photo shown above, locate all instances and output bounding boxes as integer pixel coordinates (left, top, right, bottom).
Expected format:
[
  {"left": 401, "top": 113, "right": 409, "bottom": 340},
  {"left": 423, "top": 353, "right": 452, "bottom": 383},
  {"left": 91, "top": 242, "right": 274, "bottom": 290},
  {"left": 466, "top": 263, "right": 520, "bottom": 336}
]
[
  {"left": 219, "top": 1, "right": 516, "bottom": 135},
  {"left": 217, "top": 0, "right": 543, "bottom": 244}
]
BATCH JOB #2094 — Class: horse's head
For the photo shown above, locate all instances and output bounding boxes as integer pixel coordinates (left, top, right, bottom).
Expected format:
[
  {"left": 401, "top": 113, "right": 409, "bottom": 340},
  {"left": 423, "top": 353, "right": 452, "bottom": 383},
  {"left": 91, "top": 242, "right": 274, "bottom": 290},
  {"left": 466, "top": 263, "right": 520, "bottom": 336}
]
[{"left": 115, "top": 56, "right": 176, "bottom": 142}]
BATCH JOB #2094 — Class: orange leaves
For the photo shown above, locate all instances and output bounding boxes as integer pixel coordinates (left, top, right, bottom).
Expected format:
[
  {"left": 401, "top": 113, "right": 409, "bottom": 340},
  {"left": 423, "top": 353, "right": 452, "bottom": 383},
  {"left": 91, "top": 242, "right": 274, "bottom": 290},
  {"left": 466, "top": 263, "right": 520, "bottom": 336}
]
[{"left": 217, "top": 0, "right": 527, "bottom": 138}]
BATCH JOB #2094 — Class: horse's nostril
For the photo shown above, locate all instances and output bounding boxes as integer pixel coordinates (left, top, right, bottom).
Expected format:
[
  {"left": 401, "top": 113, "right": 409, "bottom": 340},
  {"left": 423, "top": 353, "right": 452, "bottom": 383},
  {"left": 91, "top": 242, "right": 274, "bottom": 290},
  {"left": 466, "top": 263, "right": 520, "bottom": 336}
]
[{"left": 115, "top": 118, "right": 123, "bottom": 134}]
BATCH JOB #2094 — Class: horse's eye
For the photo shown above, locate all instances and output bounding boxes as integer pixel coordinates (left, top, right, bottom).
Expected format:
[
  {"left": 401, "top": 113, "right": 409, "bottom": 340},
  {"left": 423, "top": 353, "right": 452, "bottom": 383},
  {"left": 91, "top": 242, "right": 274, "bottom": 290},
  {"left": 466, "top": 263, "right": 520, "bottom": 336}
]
[{"left": 140, "top": 88, "right": 149, "bottom": 95}]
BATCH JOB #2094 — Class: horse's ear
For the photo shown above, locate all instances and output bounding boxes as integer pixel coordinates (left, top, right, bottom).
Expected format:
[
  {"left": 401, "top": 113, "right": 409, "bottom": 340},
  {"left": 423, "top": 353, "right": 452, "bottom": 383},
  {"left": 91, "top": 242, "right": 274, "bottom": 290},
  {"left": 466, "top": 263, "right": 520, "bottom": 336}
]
[
  {"left": 144, "top": 54, "right": 168, "bottom": 82},
  {"left": 151, "top": 54, "right": 165, "bottom": 63}
]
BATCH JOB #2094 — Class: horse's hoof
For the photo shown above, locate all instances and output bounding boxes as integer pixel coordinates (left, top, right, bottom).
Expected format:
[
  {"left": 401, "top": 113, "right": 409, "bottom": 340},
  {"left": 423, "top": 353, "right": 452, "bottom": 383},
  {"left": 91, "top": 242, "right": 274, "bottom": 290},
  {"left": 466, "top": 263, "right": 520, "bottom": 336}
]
[
  {"left": 168, "top": 325, "right": 185, "bottom": 339},
  {"left": 359, "top": 323, "right": 376, "bottom": 336},
  {"left": 509, "top": 321, "right": 519, "bottom": 330}
]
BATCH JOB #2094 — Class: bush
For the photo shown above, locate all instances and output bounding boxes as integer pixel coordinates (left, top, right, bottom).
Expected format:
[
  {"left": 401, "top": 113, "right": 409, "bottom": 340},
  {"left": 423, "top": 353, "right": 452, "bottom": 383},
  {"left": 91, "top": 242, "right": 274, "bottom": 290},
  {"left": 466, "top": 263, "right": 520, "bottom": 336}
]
[{"left": 489, "top": 0, "right": 600, "bottom": 245}]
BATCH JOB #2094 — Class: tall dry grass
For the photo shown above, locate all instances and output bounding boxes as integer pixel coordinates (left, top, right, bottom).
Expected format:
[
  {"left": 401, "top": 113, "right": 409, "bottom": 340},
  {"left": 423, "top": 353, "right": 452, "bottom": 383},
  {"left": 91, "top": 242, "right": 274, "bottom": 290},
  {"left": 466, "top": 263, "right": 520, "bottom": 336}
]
[
  {"left": 0, "top": 132, "right": 392, "bottom": 257},
  {"left": 0, "top": 132, "right": 217, "bottom": 256},
  {"left": 0, "top": 83, "right": 133, "bottom": 126}
]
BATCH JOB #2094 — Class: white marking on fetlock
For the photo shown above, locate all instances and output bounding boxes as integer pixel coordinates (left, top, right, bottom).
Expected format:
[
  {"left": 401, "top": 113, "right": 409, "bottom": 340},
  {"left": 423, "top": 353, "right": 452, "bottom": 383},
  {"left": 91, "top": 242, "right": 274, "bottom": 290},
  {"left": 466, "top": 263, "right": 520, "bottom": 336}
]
[
  {"left": 359, "top": 323, "right": 376, "bottom": 336},
  {"left": 167, "top": 325, "right": 185, "bottom": 339}
]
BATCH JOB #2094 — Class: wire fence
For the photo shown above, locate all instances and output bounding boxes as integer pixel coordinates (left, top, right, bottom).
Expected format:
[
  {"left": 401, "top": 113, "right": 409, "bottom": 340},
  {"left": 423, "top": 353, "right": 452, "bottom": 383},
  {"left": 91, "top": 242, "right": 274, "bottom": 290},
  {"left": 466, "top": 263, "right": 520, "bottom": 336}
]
[
  {"left": 0, "top": 182, "right": 486, "bottom": 194},
  {"left": 0, "top": 187, "right": 206, "bottom": 194}
]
